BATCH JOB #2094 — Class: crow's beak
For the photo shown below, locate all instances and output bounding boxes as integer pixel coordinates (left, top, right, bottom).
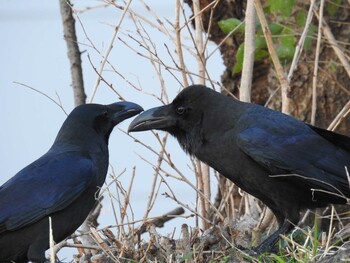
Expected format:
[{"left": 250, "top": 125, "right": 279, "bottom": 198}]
[
  {"left": 128, "top": 105, "right": 176, "bottom": 132},
  {"left": 110, "top": 101, "right": 143, "bottom": 124}
]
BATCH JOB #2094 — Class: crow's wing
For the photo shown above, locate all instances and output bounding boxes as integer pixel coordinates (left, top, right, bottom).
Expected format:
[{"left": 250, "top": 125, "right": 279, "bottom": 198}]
[
  {"left": 236, "top": 111, "right": 350, "bottom": 200},
  {"left": 308, "top": 124, "right": 350, "bottom": 152},
  {"left": 0, "top": 151, "right": 96, "bottom": 233}
]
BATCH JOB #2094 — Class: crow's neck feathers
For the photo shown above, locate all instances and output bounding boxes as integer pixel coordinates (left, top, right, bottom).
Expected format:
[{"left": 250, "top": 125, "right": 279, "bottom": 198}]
[
  {"left": 171, "top": 88, "right": 246, "bottom": 155},
  {"left": 171, "top": 113, "right": 205, "bottom": 155},
  {"left": 53, "top": 117, "right": 110, "bottom": 152}
]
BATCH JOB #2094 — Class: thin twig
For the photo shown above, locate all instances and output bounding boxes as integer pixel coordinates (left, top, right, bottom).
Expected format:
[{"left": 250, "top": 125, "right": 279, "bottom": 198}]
[
  {"left": 90, "top": 227, "right": 119, "bottom": 262},
  {"left": 287, "top": 0, "right": 316, "bottom": 84},
  {"left": 254, "top": 0, "right": 291, "bottom": 114},
  {"left": 136, "top": 207, "right": 185, "bottom": 235},
  {"left": 314, "top": 8, "right": 350, "bottom": 78},
  {"left": 13, "top": 82, "right": 68, "bottom": 115},
  {"left": 193, "top": 0, "right": 211, "bottom": 230},
  {"left": 142, "top": 134, "right": 168, "bottom": 220},
  {"left": 327, "top": 100, "right": 350, "bottom": 131},
  {"left": 88, "top": 0, "right": 132, "bottom": 102},
  {"left": 207, "top": 19, "right": 245, "bottom": 60},
  {"left": 193, "top": 0, "right": 206, "bottom": 84},
  {"left": 86, "top": 54, "right": 125, "bottom": 100},
  {"left": 324, "top": 205, "right": 335, "bottom": 256},
  {"left": 49, "top": 217, "right": 55, "bottom": 263},
  {"left": 175, "top": 0, "right": 188, "bottom": 87},
  {"left": 311, "top": 0, "right": 325, "bottom": 125},
  {"left": 132, "top": 146, "right": 224, "bottom": 222},
  {"left": 123, "top": 167, "right": 136, "bottom": 224}
]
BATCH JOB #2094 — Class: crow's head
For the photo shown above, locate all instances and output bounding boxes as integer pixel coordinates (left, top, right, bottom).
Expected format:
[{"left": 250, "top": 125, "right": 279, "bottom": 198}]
[
  {"left": 58, "top": 101, "right": 143, "bottom": 144},
  {"left": 128, "top": 85, "right": 225, "bottom": 154}
]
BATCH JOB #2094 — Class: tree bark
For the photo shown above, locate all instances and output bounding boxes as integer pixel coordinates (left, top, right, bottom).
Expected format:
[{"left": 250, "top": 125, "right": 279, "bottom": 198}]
[{"left": 59, "top": 0, "right": 86, "bottom": 106}]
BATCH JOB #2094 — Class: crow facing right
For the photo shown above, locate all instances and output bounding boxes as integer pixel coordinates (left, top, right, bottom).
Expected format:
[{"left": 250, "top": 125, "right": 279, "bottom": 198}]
[
  {"left": 128, "top": 85, "right": 350, "bottom": 252},
  {"left": 0, "top": 101, "right": 143, "bottom": 262}
]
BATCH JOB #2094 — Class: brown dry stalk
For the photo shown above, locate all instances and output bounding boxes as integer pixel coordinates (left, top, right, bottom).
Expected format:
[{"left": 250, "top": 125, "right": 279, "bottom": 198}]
[
  {"left": 196, "top": 159, "right": 208, "bottom": 229},
  {"left": 136, "top": 207, "right": 185, "bottom": 235},
  {"left": 139, "top": 237, "right": 154, "bottom": 263},
  {"left": 240, "top": 0, "right": 255, "bottom": 103},
  {"left": 73, "top": 237, "right": 85, "bottom": 256},
  {"left": 311, "top": 0, "right": 325, "bottom": 125},
  {"left": 287, "top": 0, "right": 316, "bottom": 83},
  {"left": 90, "top": 227, "right": 119, "bottom": 262},
  {"left": 192, "top": 0, "right": 211, "bottom": 230},
  {"left": 254, "top": 0, "right": 291, "bottom": 115},
  {"left": 142, "top": 125, "right": 168, "bottom": 221},
  {"left": 328, "top": 100, "right": 350, "bottom": 131},
  {"left": 175, "top": 0, "right": 189, "bottom": 87},
  {"left": 314, "top": 9, "right": 350, "bottom": 78},
  {"left": 314, "top": 4, "right": 350, "bottom": 131}
]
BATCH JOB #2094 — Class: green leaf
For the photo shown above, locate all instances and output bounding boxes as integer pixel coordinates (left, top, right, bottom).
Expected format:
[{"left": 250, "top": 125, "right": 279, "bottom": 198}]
[
  {"left": 271, "top": 254, "right": 287, "bottom": 263},
  {"left": 280, "top": 27, "right": 296, "bottom": 47},
  {"left": 232, "top": 45, "right": 269, "bottom": 74},
  {"left": 266, "top": 0, "right": 295, "bottom": 17},
  {"left": 326, "top": 0, "right": 342, "bottom": 16},
  {"left": 263, "top": 5, "right": 272, "bottom": 14},
  {"left": 255, "top": 49, "right": 269, "bottom": 61},
  {"left": 255, "top": 35, "right": 267, "bottom": 49},
  {"left": 276, "top": 45, "right": 295, "bottom": 61},
  {"left": 232, "top": 44, "right": 244, "bottom": 74},
  {"left": 256, "top": 23, "right": 283, "bottom": 40},
  {"left": 296, "top": 10, "right": 306, "bottom": 27},
  {"left": 266, "top": 0, "right": 280, "bottom": 12},
  {"left": 218, "top": 18, "right": 245, "bottom": 34},
  {"left": 269, "top": 23, "right": 284, "bottom": 35},
  {"left": 281, "top": 0, "right": 295, "bottom": 17},
  {"left": 180, "top": 252, "right": 193, "bottom": 262},
  {"left": 304, "top": 24, "right": 316, "bottom": 51},
  {"left": 328, "top": 62, "right": 337, "bottom": 74}
]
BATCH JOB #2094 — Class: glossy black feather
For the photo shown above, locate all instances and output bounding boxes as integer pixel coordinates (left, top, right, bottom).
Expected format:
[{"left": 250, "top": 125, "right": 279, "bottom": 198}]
[
  {"left": 128, "top": 85, "right": 350, "bottom": 253},
  {"left": 0, "top": 102, "right": 142, "bottom": 262}
]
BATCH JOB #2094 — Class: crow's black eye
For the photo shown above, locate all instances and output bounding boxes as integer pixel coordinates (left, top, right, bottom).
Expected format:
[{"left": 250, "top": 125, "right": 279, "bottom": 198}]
[
  {"left": 102, "top": 111, "right": 108, "bottom": 117},
  {"left": 176, "top": 106, "right": 186, "bottom": 115}
]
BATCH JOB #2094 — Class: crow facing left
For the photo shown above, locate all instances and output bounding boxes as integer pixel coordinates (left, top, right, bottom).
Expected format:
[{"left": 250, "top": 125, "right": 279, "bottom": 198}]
[
  {"left": 128, "top": 85, "right": 350, "bottom": 253},
  {"left": 0, "top": 101, "right": 143, "bottom": 263}
]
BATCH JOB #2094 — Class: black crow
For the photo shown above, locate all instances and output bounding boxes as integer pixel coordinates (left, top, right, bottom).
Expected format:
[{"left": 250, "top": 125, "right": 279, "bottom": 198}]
[
  {"left": 0, "top": 101, "right": 143, "bottom": 262},
  {"left": 128, "top": 84, "right": 350, "bottom": 252}
]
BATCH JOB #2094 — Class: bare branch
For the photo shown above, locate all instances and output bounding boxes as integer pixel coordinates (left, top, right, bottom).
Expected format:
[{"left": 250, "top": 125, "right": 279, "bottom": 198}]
[
  {"left": 88, "top": 0, "right": 132, "bottom": 103},
  {"left": 240, "top": 0, "right": 255, "bottom": 103},
  {"left": 193, "top": 0, "right": 211, "bottom": 230},
  {"left": 142, "top": 134, "right": 168, "bottom": 220},
  {"left": 287, "top": 0, "right": 316, "bottom": 83},
  {"left": 254, "top": 0, "right": 291, "bottom": 114},
  {"left": 13, "top": 81, "right": 68, "bottom": 115},
  {"left": 49, "top": 217, "right": 55, "bottom": 263},
  {"left": 314, "top": 6, "right": 350, "bottom": 78},
  {"left": 136, "top": 207, "right": 185, "bottom": 235},
  {"left": 327, "top": 100, "right": 350, "bottom": 131},
  {"left": 175, "top": 0, "right": 189, "bottom": 87},
  {"left": 311, "top": 0, "right": 325, "bottom": 125},
  {"left": 59, "top": 0, "right": 86, "bottom": 106}
]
